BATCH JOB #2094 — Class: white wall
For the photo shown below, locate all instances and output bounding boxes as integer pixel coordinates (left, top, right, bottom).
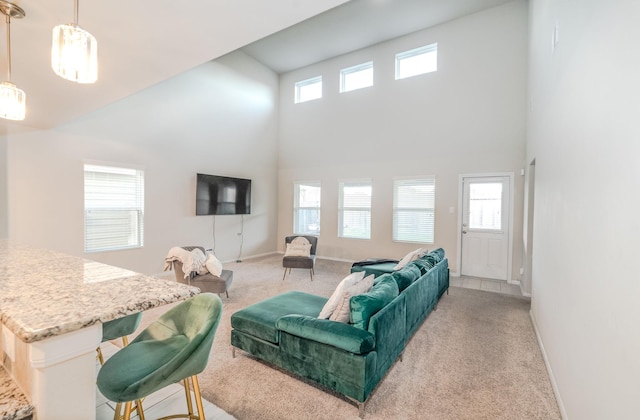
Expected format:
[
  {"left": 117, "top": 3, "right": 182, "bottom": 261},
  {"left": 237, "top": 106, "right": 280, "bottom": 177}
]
[
  {"left": 5, "top": 51, "right": 279, "bottom": 275},
  {"left": 528, "top": 0, "right": 640, "bottom": 418},
  {"left": 0, "top": 136, "right": 7, "bottom": 238},
  {"left": 277, "top": 1, "right": 528, "bottom": 277}
]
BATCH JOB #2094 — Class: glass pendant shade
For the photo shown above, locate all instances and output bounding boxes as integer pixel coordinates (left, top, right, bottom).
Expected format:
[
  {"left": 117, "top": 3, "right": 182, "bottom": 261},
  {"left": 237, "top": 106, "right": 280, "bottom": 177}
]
[
  {"left": 0, "top": 81, "right": 25, "bottom": 120},
  {"left": 52, "top": 23, "right": 97, "bottom": 83}
]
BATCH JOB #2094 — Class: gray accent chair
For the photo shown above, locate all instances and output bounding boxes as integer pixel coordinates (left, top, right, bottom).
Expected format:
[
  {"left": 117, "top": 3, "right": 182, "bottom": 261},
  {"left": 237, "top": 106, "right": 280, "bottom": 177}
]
[
  {"left": 172, "top": 246, "right": 233, "bottom": 298},
  {"left": 282, "top": 235, "right": 318, "bottom": 281}
]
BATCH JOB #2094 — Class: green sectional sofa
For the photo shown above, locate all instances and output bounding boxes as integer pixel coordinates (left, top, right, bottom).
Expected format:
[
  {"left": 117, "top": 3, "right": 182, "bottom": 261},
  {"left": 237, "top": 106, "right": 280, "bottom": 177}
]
[{"left": 230, "top": 248, "right": 449, "bottom": 416}]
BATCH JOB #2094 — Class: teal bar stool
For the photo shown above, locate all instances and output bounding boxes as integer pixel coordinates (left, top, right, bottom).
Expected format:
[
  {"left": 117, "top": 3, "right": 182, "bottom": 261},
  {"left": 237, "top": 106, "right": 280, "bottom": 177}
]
[
  {"left": 97, "top": 293, "right": 223, "bottom": 420},
  {"left": 97, "top": 312, "right": 143, "bottom": 365}
]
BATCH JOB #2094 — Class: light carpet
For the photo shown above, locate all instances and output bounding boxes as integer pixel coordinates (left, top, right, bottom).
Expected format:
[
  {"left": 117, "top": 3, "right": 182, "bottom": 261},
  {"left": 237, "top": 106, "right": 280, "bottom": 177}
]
[{"left": 140, "top": 255, "right": 561, "bottom": 419}]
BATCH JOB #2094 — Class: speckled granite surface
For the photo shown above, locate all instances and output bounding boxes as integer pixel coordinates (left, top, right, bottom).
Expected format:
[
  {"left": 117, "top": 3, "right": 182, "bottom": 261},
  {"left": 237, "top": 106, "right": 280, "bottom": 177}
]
[
  {"left": 0, "top": 366, "right": 32, "bottom": 420},
  {"left": 0, "top": 240, "right": 199, "bottom": 343}
]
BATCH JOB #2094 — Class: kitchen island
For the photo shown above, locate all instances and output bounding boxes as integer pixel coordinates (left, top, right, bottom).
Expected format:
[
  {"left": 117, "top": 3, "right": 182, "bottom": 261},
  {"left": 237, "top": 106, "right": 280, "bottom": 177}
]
[{"left": 0, "top": 240, "right": 199, "bottom": 419}]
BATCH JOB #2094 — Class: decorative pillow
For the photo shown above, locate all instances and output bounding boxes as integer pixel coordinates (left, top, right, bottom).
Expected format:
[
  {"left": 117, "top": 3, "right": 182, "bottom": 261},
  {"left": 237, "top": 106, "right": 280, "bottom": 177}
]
[
  {"left": 204, "top": 253, "right": 223, "bottom": 276},
  {"left": 429, "top": 248, "right": 445, "bottom": 263},
  {"left": 392, "top": 265, "right": 421, "bottom": 292},
  {"left": 329, "top": 274, "right": 375, "bottom": 323},
  {"left": 317, "top": 271, "right": 366, "bottom": 319},
  {"left": 393, "top": 247, "right": 429, "bottom": 270},
  {"left": 409, "top": 258, "right": 433, "bottom": 276},
  {"left": 350, "top": 275, "right": 399, "bottom": 330},
  {"left": 284, "top": 237, "right": 312, "bottom": 257},
  {"left": 190, "top": 248, "right": 209, "bottom": 276}
]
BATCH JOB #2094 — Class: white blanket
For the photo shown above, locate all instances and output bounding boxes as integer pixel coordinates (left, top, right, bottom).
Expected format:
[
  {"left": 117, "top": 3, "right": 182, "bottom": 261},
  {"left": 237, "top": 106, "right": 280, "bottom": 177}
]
[{"left": 164, "top": 247, "right": 208, "bottom": 279}]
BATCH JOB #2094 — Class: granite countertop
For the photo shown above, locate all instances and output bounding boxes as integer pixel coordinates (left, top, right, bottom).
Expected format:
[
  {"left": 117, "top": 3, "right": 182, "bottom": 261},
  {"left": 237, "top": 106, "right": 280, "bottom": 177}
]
[
  {"left": 0, "top": 240, "right": 199, "bottom": 343},
  {"left": 0, "top": 366, "right": 33, "bottom": 420}
]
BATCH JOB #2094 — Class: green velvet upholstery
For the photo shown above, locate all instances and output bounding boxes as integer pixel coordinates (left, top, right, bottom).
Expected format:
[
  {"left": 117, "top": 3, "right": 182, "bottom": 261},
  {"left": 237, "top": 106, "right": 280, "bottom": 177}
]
[
  {"left": 349, "top": 261, "right": 397, "bottom": 278},
  {"left": 391, "top": 265, "right": 421, "bottom": 291},
  {"left": 102, "top": 313, "right": 142, "bottom": 342},
  {"left": 97, "top": 293, "right": 222, "bottom": 403},
  {"left": 350, "top": 275, "right": 399, "bottom": 330},
  {"left": 231, "top": 249, "right": 449, "bottom": 409},
  {"left": 408, "top": 258, "right": 433, "bottom": 275},
  {"left": 277, "top": 315, "right": 375, "bottom": 354},
  {"left": 429, "top": 247, "right": 445, "bottom": 262},
  {"left": 231, "top": 291, "right": 326, "bottom": 344}
]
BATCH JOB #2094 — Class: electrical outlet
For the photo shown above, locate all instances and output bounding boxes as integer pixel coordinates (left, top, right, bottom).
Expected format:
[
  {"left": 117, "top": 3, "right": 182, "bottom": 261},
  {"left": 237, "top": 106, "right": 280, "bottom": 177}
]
[{"left": 519, "top": 267, "right": 524, "bottom": 275}]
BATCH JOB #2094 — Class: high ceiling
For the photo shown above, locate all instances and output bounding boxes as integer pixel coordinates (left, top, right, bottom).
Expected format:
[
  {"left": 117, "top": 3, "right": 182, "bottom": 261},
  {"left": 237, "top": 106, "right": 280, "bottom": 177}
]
[
  {"left": 242, "top": 0, "right": 515, "bottom": 74},
  {"left": 1, "top": 0, "right": 514, "bottom": 132}
]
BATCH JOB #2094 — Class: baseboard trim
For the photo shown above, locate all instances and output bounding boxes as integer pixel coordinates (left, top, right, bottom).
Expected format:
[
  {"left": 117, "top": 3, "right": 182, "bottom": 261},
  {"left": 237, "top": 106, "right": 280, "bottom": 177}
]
[
  {"left": 529, "top": 310, "right": 568, "bottom": 420},
  {"left": 275, "top": 252, "right": 359, "bottom": 264},
  {"left": 228, "top": 251, "right": 278, "bottom": 264}
]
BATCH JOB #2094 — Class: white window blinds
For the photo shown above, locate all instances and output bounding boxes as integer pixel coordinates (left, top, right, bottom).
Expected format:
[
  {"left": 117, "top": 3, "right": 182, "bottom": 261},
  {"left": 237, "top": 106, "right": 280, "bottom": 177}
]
[
  {"left": 84, "top": 164, "right": 144, "bottom": 252},
  {"left": 294, "top": 182, "right": 321, "bottom": 235},
  {"left": 393, "top": 178, "right": 435, "bottom": 243},
  {"left": 339, "top": 181, "right": 372, "bottom": 239}
]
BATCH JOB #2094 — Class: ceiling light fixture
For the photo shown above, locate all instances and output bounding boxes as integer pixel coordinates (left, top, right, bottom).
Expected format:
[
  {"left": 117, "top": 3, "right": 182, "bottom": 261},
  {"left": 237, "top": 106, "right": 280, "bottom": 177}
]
[
  {"left": 0, "top": 0, "right": 25, "bottom": 121},
  {"left": 52, "top": 0, "right": 97, "bottom": 83}
]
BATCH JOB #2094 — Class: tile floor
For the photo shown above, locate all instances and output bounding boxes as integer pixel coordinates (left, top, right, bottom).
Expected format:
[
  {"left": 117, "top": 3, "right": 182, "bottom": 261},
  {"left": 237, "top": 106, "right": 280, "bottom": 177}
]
[
  {"left": 96, "top": 341, "right": 235, "bottom": 420},
  {"left": 450, "top": 275, "right": 526, "bottom": 297}
]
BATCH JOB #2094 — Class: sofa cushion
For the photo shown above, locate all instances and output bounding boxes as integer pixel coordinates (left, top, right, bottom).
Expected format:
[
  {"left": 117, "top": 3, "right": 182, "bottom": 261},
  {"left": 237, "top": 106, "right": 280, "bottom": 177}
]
[
  {"left": 350, "top": 275, "right": 399, "bottom": 330},
  {"left": 330, "top": 274, "right": 374, "bottom": 323},
  {"left": 391, "top": 265, "right": 421, "bottom": 292},
  {"left": 277, "top": 315, "right": 375, "bottom": 354},
  {"left": 429, "top": 248, "right": 445, "bottom": 262},
  {"left": 393, "top": 247, "right": 428, "bottom": 270},
  {"left": 231, "top": 291, "right": 326, "bottom": 344},
  {"left": 318, "top": 271, "right": 366, "bottom": 319},
  {"left": 408, "top": 258, "right": 434, "bottom": 275}
]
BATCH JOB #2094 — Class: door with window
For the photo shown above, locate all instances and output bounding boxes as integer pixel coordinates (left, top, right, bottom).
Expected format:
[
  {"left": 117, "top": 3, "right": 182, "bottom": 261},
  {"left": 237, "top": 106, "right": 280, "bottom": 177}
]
[{"left": 461, "top": 176, "right": 510, "bottom": 280}]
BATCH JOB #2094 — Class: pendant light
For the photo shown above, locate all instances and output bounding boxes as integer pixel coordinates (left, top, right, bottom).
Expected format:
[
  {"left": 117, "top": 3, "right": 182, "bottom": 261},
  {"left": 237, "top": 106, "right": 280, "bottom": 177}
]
[
  {"left": 0, "top": 0, "right": 25, "bottom": 121},
  {"left": 52, "top": 0, "right": 97, "bottom": 83}
]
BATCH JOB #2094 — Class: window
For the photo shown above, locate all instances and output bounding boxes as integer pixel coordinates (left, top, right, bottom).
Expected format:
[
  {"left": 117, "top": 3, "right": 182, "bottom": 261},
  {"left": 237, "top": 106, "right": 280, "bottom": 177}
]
[
  {"left": 84, "top": 164, "right": 144, "bottom": 252},
  {"left": 338, "top": 180, "right": 372, "bottom": 239},
  {"left": 469, "top": 182, "right": 503, "bottom": 230},
  {"left": 393, "top": 178, "right": 435, "bottom": 243},
  {"left": 295, "top": 76, "right": 322, "bottom": 103},
  {"left": 340, "top": 61, "right": 373, "bottom": 93},
  {"left": 294, "top": 182, "right": 321, "bottom": 235},
  {"left": 395, "top": 43, "right": 438, "bottom": 80}
]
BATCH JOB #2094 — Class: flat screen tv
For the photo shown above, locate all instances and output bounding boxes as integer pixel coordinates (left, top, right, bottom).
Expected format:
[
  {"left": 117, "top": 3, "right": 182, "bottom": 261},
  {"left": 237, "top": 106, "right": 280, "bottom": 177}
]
[{"left": 196, "top": 173, "right": 251, "bottom": 215}]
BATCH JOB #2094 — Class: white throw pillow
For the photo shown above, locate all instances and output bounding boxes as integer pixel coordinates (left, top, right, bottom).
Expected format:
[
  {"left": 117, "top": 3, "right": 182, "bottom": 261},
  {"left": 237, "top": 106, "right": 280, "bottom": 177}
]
[
  {"left": 205, "top": 253, "right": 223, "bottom": 276},
  {"left": 393, "top": 248, "right": 429, "bottom": 270},
  {"left": 190, "top": 248, "right": 209, "bottom": 276},
  {"left": 329, "top": 274, "right": 375, "bottom": 323},
  {"left": 284, "top": 242, "right": 312, "bottom": 257},
  {"left": 317, "top": 271, "right": 365, "bottom": 319}
]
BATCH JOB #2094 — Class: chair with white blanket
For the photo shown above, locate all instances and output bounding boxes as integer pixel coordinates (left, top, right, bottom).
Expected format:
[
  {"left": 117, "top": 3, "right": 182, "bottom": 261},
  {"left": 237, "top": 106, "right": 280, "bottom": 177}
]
[{"left": 165, "top": 246, "right": 233, "bottom": 298}]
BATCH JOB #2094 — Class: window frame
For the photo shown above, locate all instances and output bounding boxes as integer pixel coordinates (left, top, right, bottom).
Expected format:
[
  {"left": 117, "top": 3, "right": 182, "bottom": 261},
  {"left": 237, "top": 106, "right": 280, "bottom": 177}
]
[
  {"left": 392, "top": 177, "right": 436, "bottom": 244},
  {"left": 293, "top": 181, "right": 321, "bottom": 235},
  {"left": 294, "top": 76, "right": 323, "bottom": 103},
  {"left": 395, "top": 43, "right": 438, "bottom": 80},
  {"left": 338, "top": 180, "right": 372, "bottom": 240},
  {"left": 340, "top": 61, "right": 374, "bottom": 93},
  {"left": 84, "top": 163, "right": 145, "bottom": 253}
]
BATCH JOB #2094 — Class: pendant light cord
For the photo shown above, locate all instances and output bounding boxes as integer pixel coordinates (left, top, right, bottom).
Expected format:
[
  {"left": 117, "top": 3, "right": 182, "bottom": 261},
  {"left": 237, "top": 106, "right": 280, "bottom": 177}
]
[
  {"left": 74, "top": 0, "right": 79, "bottom": 25},
  {"left": 5, "top": 13, "right": 11, "bottom": 82}
]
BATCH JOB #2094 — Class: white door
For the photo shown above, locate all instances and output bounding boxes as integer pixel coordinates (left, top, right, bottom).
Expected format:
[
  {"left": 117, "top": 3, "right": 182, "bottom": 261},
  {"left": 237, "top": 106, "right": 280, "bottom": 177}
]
[{"left": 461, "top": 176, "right": 510, "bottom": 280}]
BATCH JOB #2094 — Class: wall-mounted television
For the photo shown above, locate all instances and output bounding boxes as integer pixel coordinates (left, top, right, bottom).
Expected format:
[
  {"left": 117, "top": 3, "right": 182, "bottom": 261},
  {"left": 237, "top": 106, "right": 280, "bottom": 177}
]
[{"left": 196, "top": 173, "right": 251, "bottom": 215}]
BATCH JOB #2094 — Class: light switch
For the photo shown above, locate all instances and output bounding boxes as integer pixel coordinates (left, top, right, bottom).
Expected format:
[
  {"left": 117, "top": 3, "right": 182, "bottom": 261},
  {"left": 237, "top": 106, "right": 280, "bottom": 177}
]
[{"left": 449, "top": 206, "right": 455, "bottom": 214}]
